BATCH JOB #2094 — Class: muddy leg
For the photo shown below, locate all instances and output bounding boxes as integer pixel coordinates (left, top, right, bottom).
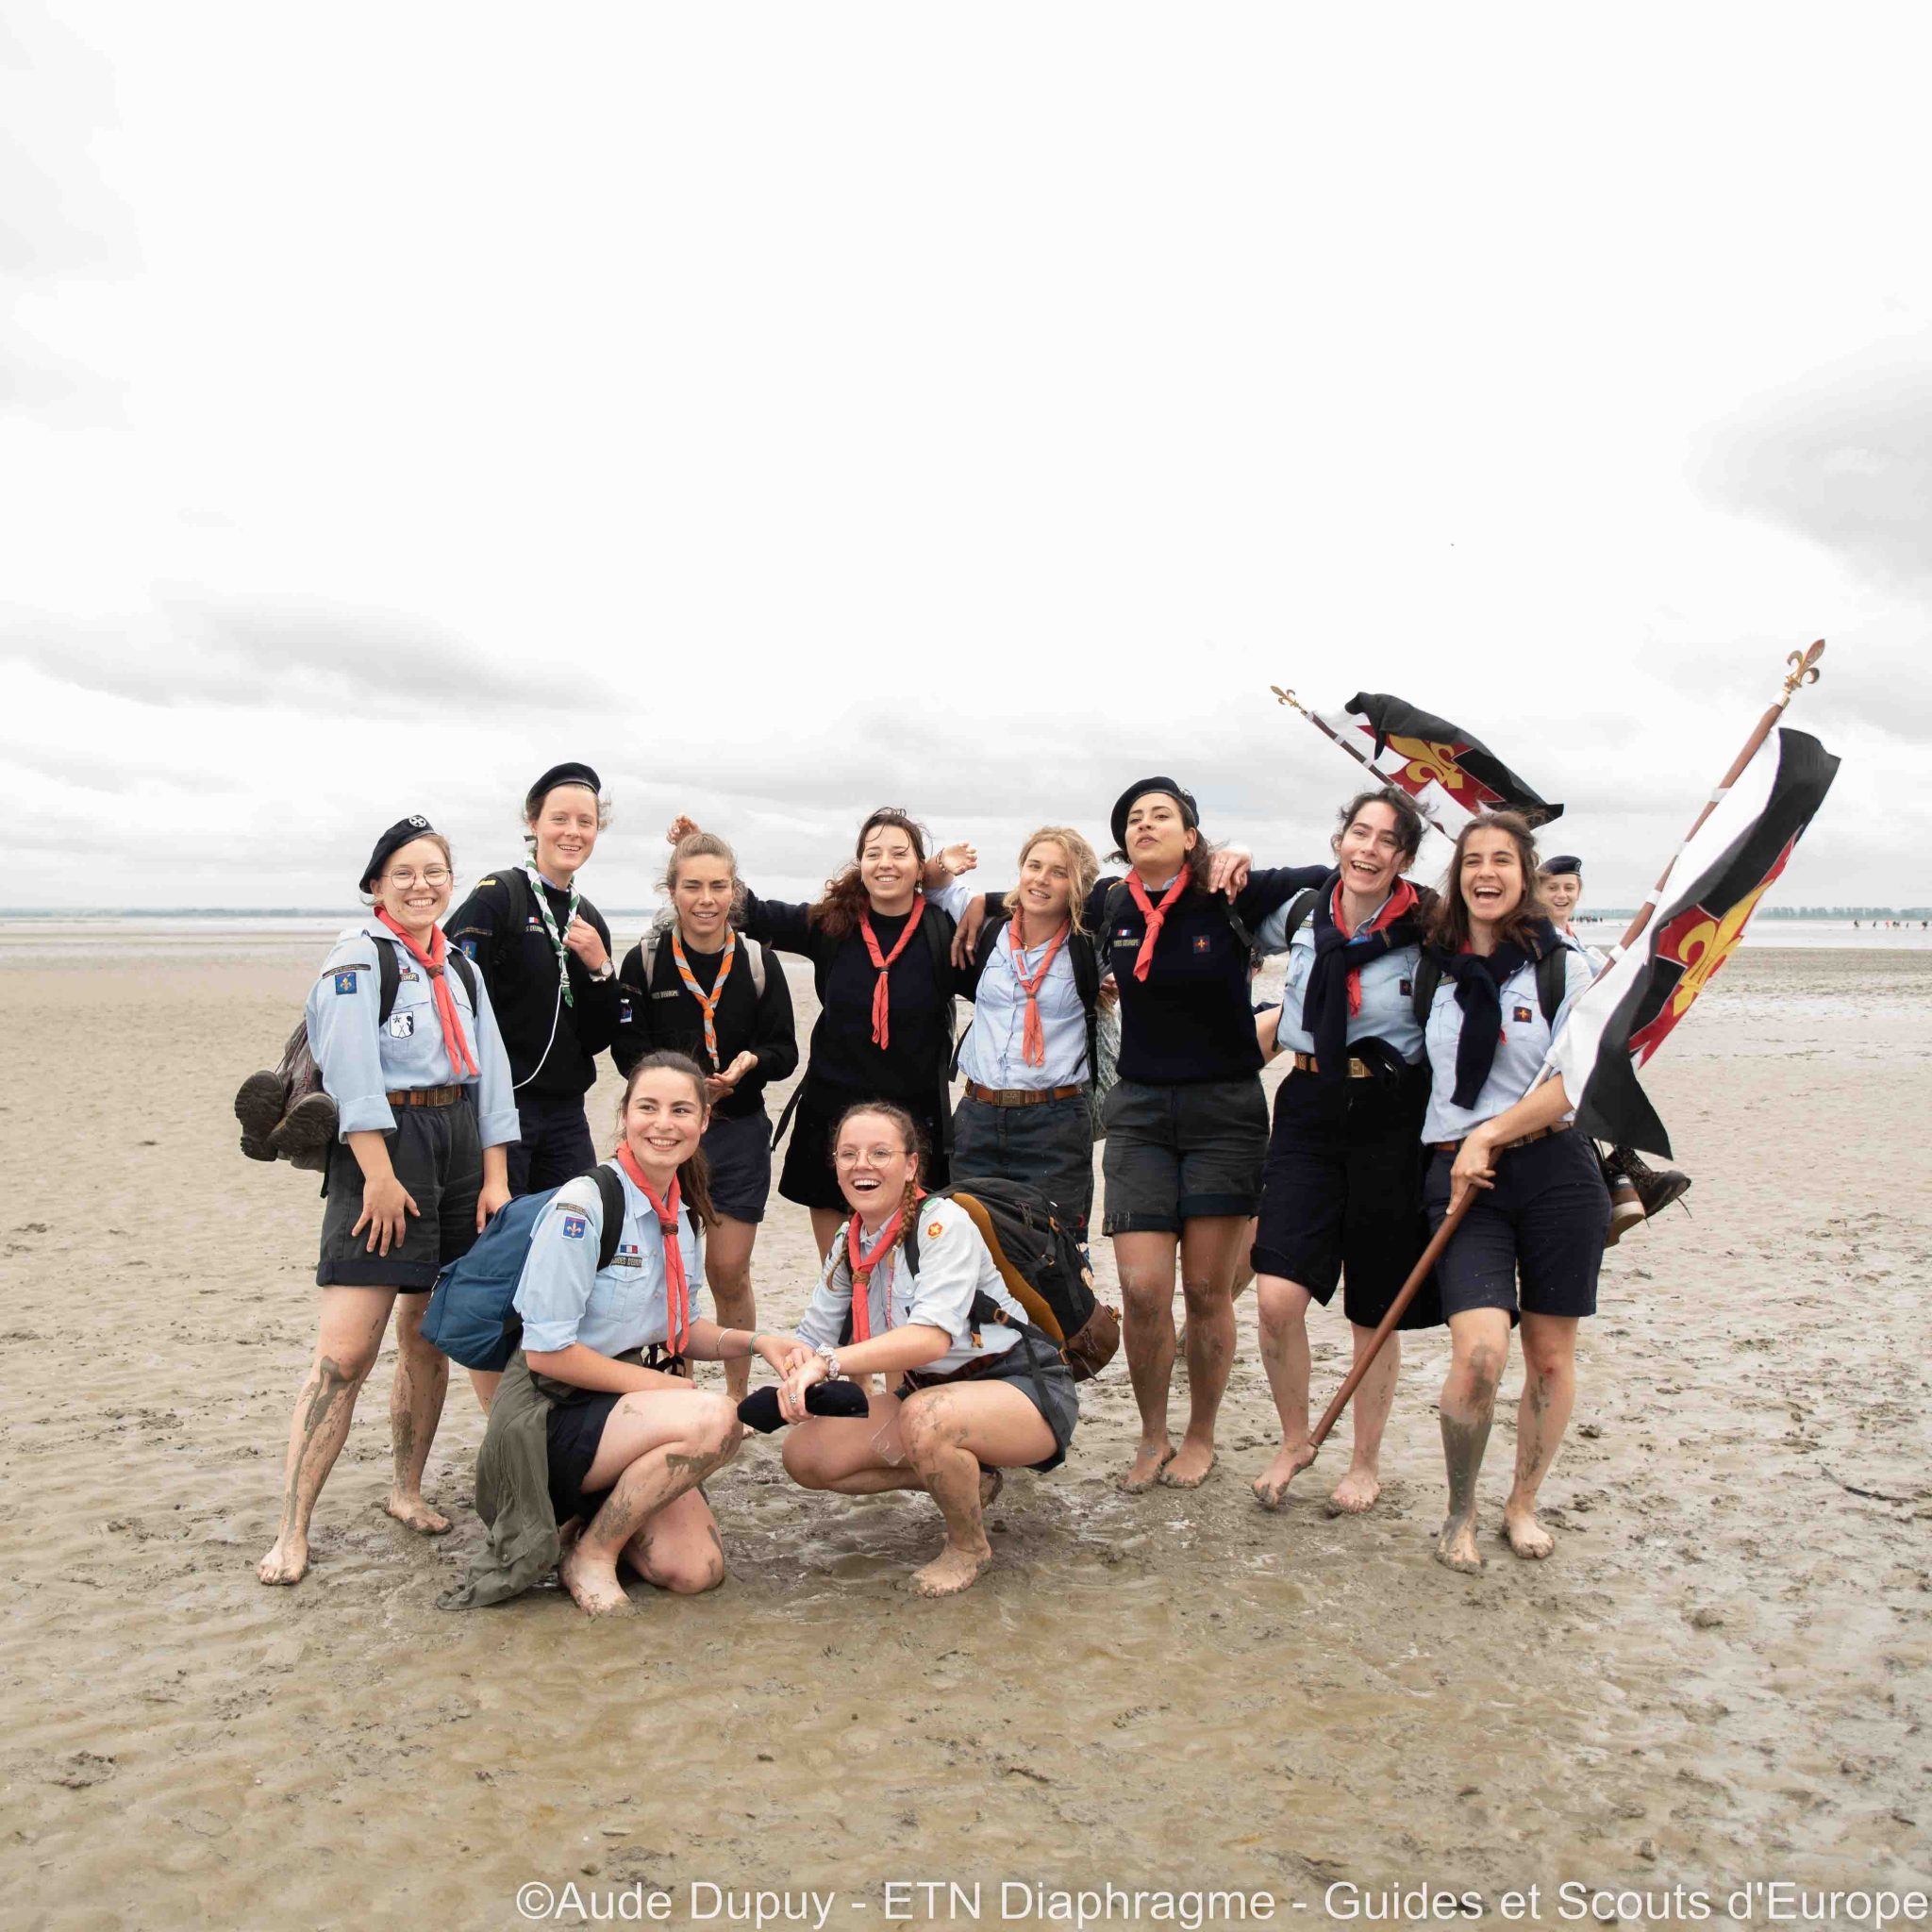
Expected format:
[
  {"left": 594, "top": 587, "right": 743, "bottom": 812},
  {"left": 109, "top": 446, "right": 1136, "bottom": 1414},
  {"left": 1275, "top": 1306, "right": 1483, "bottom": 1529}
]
[
  {"left": 706, "top": 1216, "right": 758, "bottom": 1403},
  {"left": 1164, "top": 1214, "right": 1247, "bottom": 1487},
  {"left": 1330, "top": 1324, "right": 1399, "bottom": 1516},
  {"left": 1111, "top": 1231, "right": 1179, "bottom": 1491},
  {"left": 258, "top": 1287, "right": 393, "bottom": 1584},
  {"left": 560, "top": 1390, "right": 743, "bottom": 1616},
  {"left": 1252, "top": 1273, "right": 1315, "bottom": 1507},
  {"left": 899, "top": 1383, "right": 1055, "bottom": 1597},
  {"left": 1435, "top": 1308, "right": 1509, "bottom": 1574},
  {"left": 1503, "top": 1312, "right": 1577, "bottom": 1558},
  {"left": 385, "top": 1293, "right": 450, "bottom": 1534}
]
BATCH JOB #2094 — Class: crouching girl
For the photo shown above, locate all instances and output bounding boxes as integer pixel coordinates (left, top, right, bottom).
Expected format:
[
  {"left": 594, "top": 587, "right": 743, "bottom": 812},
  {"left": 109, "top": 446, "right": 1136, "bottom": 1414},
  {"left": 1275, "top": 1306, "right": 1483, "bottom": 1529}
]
[
  {"left": 770, "top": 1103, "right": 1078, "bottom": 1597},
  {"left": 446, "top": 1053, "right": 790, "bottom": 1616}
]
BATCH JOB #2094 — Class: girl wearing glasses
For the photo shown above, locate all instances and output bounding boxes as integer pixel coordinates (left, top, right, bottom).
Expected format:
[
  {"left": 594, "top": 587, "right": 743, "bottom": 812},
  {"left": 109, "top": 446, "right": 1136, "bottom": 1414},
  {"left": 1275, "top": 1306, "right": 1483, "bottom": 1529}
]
[{"left": 258, "top": 817, "right": 518, "bottom": 1587}]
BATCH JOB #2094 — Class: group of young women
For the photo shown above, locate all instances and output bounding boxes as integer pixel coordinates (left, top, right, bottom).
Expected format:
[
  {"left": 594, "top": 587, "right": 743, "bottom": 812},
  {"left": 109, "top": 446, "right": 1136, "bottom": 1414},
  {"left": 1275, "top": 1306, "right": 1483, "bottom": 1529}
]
[{"left": 258, "top": 758, "right": 1627, "bottom": 1604}]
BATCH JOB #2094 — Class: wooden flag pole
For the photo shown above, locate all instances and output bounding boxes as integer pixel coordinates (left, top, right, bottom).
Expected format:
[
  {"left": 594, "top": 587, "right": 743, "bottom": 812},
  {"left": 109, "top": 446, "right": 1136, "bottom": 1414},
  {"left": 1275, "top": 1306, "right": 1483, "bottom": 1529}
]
[
  {"left": 1286, "top": 639, "right": 1828, "bottom": 1473},
  {"left": 1612, "top": 640, "right": 1826, "bottom": 954},
  {"left": 1272, "top": 686, "right": 1461, "bottom": 842}
]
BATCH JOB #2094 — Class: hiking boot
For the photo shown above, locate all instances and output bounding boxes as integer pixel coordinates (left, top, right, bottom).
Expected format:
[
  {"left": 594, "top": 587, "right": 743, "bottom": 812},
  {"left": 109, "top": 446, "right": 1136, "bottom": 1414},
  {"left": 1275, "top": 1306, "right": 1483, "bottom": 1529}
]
[
  {"left": 270, "top": 1091, "right": 339, "bottom": 1168},
  {"left": 1604, "top": 1177, "right": 1644, "bottom": 1247},
  {"left": 234, "top": 1070, "right": 284, "bottom": 1161},
  {"left": 1622, "top": 1149, "right": 1691, "bottom": 1223}
]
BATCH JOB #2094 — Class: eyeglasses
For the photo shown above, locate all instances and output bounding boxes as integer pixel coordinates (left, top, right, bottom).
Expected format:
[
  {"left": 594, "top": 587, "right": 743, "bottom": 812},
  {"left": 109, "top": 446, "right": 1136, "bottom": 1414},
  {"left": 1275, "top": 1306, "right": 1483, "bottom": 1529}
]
[{"left": 384, "top": 867, "right": 452, "bottom": 888}]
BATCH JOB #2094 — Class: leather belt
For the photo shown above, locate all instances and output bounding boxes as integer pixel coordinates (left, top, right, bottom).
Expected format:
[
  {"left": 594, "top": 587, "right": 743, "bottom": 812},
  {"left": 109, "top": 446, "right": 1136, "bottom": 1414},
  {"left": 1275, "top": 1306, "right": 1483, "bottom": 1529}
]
[
  {"left": 963, "top": 1079, "right": 1085, "bottom": 1108},
  {"left": 1434, "top": 1121, "right": 1572, "bottom": 1155},
  {"left": 387, "top": 1085, "right": 463, "bottom": 1108},
  {"left": 1290, "top": 1051, "right": 1374, "bottom": 1080}
]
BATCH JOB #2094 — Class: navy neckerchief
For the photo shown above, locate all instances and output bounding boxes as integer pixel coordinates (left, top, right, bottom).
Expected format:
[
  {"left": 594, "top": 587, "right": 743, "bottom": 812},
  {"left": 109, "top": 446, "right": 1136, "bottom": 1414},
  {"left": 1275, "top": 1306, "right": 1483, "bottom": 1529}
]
[
  {"left": 1299, "top": 871, "right": 1424, "bottom": 1084},
  {"left": 1437, "top": 918, "right": 1561, "bottom": 1108}
]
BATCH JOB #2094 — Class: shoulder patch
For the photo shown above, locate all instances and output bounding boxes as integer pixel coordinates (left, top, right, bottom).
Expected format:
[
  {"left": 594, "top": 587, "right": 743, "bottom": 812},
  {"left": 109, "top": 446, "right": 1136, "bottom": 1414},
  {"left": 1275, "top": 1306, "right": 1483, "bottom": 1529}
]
[
  {"left": 475, "top": 876, "right": 498, "bottom": 888},
  {"left": 559, "top": 1214, "right": 588, "bottom": 1241},
  {"left": 926, "top": 1219, "right": 945, "bottom": 1240},
  {"left": 333, "top": 969, "right": 359, "bottom": 995}
]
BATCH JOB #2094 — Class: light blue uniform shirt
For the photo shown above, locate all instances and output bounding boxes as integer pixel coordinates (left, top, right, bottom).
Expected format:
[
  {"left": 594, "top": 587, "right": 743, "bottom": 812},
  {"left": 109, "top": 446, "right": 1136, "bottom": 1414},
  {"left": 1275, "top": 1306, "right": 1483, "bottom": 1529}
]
[
  {"left": 305, "top": 923, "right": 520, "bottom": 1145},
  {"left": 959, "top": 924, "right": 1089, "bottom": 1090},
  {"left": 793, "top": 1197, "right": 1024, "bottom": 1375},
  {"left": 1420, "top": 943, "right": 1596, "bottom": 1143},
  {"left": 514, "top": 1160, "right": 707, "bottom": 1357},
  {"left": 1259, "top": 897, "right": 1427, "bottom": 1066}
]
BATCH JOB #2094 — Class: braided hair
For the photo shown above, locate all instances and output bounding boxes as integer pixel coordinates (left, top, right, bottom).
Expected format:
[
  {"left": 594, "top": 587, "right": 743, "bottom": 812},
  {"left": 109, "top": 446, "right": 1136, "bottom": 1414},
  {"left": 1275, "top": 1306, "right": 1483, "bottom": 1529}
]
[{"left": 830, "top": 1101, "right": 928, "bottom": 1290}]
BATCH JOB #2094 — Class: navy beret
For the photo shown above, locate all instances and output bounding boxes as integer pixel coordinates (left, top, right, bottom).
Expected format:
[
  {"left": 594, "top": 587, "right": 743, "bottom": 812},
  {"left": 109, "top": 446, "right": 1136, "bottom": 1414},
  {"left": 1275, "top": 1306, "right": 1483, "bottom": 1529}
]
[
  {"left": 1110, "top": 775, "right": 1198, "bottom": 856},
  {"left": 525, "top": 762, "right": 603, "bottom": 815},
  {"left": 359, "top": 815, "right": 439, "bottom": 892}
]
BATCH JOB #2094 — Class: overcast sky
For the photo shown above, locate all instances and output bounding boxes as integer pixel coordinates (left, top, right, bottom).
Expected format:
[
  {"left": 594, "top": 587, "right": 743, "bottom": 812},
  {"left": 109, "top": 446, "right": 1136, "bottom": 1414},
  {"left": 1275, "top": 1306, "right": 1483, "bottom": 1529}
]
[{"left": 4, "top": 3, "right": 1927, "bottom": 912}]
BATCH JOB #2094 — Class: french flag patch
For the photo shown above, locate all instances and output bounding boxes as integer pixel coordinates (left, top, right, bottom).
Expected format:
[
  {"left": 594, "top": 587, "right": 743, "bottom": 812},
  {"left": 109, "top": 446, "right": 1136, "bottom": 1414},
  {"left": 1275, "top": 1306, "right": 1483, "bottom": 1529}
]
[{"left": 561, "top": 1215, "right": 588, "bottom": 1241}]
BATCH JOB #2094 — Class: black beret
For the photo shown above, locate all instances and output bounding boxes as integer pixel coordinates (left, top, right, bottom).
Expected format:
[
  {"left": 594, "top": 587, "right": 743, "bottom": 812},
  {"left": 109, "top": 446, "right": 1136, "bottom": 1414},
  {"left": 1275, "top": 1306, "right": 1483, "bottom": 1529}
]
[
  {"left": 525, "top": 762, "right": 603, "bottom": 814},
  {"left": 359, "top": 815, "right": 439, "bottom": 892},
  {"left": 1110, "top": 775, "right": 1198, "bottom": 856},
  {"left": 1540, "top": 854, "right": 1583, "bottom": 878}
]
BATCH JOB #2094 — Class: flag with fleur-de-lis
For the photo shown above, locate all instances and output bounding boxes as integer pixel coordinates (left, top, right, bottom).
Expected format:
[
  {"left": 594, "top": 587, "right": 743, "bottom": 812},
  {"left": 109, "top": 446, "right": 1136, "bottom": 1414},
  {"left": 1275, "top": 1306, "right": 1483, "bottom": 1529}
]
[{"left": 1542, "top": 726, "right": 1840, "bottom": 1157}]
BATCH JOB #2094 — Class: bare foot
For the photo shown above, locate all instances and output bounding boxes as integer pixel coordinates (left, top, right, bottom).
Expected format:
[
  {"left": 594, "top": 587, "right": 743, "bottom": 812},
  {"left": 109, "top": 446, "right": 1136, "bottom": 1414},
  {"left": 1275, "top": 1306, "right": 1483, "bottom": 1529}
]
[
  {"left": 1118, "top": 1441, "right": 1175, "bottom": 1495},
  {"left": 257, "top": 1533, "right": 308, "bottom": 1586},
  {"left": 978, "top": 1468, "right": 1005, "bottom": 1511},
  {"left": 1502, "top": 1507, "right": 1556, "bottom": 1559},
  {"left": 1325, "top": 1468, "right": 1382, "bottom": 1516},
  {"left": 911, "top": 1543, "right": 993, "bottom": 1597},
  {"left": 1434, "top": 1516, "right": 1484, "bottom": 1574},
  {"left": 1252, "top": 1440, "right": 1317, "bottom": 1510},
  {"left": 558, "top": 1541, "right": 631, "bottom": 1616},
  {"left": 383, "top": 1492, "right": 452, "bottom": 1536},
  {"left": 1159, "top": 1441, "right": 1217, "bottom": 1490}
]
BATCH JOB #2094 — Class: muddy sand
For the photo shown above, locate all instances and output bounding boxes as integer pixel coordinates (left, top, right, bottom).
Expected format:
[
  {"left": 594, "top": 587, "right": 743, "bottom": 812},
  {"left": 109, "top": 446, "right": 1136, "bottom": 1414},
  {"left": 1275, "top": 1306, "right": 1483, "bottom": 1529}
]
[{"left": 1, "top": 942, "right": 1927, "bottom": 1930}]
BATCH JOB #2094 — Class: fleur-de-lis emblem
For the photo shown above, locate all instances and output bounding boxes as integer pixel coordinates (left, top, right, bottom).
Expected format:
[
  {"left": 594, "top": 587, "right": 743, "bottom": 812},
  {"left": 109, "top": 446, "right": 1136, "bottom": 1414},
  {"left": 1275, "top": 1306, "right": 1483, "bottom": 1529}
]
[{"left": 1384, "top": 734, "right": 1472, "bottom": 791}]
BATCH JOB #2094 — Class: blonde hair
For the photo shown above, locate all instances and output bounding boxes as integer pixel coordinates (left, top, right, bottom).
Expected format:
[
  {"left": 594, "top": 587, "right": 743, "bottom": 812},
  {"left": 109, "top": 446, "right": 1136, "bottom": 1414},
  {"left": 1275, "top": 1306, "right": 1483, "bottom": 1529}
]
[{"left": 1015, "top": 825, "right": 1099, "bottom": 935}]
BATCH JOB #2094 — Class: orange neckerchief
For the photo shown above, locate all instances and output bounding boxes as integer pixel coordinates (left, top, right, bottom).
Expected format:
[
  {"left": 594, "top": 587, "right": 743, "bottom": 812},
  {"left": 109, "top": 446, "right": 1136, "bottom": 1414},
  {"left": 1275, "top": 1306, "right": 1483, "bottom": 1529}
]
[
  {"left": 1007, "top": 910, "right": 1070, "bottom": 1067},
  {"left": 844, "top": 1191, "right": 924, "bottom": 1343},
  {"left": 1125, "top": 869, "right": 1191, "bottom": 982},
  {"left": 858, "top": 894, "right": 926, "bottom": 1050},
  {"left": 1333, "top": 876, "right": 1420, "bottom": 1016},
  {"left": 375, "top": 910, "right": 478, "bottom": 1076},
  {"left": 670, "top": 927, "right": 736, "bottom": 1071},
  {"left": 615, "top": 1145, "right": 691, "bottom": 1357}
]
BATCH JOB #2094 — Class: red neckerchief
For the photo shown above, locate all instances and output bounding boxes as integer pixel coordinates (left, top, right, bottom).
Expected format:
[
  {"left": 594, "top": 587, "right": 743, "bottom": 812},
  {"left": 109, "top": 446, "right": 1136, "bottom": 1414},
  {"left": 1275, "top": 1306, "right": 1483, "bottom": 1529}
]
[
  {"left": 1125, "top": 869, "right": 1191, "bottom": 982},
  {"left": 375, "top": 910, "right": 478, "bottom": 1076},
  {"left": 670, "top": 927, "right": 736, "bottom": 1070},
  {"left": 1008, "top": 909, "right": 1070, "bottom": 1067},
  {"left": 858, "top": 894, "right": 926, "bottom": 1049},
  {"left": 615, "top": 1145, "right": 691, "bottom": 1357},
  {"left": 1333, "top": 877, "right": 1419, "bottom": 1016},
  {"left": 844, "top": 1191, "right": 924, "bottom": 1342}
]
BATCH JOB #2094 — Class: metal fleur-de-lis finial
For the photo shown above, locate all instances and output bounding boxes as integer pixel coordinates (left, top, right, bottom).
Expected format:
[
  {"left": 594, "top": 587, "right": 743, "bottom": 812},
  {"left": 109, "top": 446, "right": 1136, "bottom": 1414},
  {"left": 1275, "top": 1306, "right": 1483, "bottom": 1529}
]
[
  {"left": 1271, "top": 685, "right": 1307, "bottom": 714},
  {"left": 1780, "top": 638, "right": 1825, "bottom": 703}
]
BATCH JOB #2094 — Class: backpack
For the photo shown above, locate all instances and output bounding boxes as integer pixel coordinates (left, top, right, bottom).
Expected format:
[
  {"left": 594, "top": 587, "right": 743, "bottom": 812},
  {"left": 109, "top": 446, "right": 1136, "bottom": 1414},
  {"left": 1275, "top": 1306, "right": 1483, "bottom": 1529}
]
[
  {"left": 1409, "top": 944, "right": 1568, "bottom": 1029},
  {"left": 840, "top": 1177, "right": 1122, "bottom": 1381},
  {"left": 420, "top": 1165, "right": 629, "bottom": 1372},
  {"left": 234, "top": 941, "right": 481, "bottom": 1170},
  {"left": 640, "top": 919, "right": 769, "bottom": 998}
]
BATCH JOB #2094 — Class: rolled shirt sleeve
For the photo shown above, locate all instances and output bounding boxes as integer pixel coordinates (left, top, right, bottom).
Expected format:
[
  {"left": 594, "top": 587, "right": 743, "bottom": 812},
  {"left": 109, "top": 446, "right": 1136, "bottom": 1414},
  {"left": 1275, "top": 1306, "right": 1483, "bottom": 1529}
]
[
  {"left": 513, "top": 1178, "right": 604, "bottom": 1354},
  {"left": 306, "top": 937, "right": 395, "bottom": 1137},
  {"left": 465, "top": 965, "right": 523, "bottom": 1149}
]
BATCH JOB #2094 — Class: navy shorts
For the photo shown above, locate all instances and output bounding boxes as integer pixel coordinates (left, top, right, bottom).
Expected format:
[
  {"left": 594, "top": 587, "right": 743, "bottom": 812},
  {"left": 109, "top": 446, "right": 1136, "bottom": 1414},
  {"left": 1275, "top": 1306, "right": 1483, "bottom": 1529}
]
[
  {"left": 1424, "top": 1126, "right": 1610, "bottom": 1323},
  {"left": 1100, "top": 1076, "right": 1268, "bottom": 1236},
  {"left": 703, "top": 1108, "right": 774, "bottom": 1224},
  {"left": 1252, "top": 1061, "right": 1441, "bottom": 1330},
  {"left": 952, "top": 1091, "right": 1094, "bottom": 1238},
  {"left": 900, "top": 1329, "right": 1078, "bottom": 1473},
  {"left": 507, "top": 1091, "right": 598, "bottom": 1198},
  {"left": 316, "top": 1099, "right": 482, "bottom": 1292},
  {"left": 778, "top": 1082, "right": 951, "bottom": 1213}
]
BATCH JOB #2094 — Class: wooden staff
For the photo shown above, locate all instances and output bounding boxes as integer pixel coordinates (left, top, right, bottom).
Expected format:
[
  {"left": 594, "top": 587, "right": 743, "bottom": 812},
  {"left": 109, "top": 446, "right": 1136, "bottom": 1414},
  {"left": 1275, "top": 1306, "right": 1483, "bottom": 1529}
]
[{"left": 1288, "top": 639, "right": 1829, "bottom": 1465}]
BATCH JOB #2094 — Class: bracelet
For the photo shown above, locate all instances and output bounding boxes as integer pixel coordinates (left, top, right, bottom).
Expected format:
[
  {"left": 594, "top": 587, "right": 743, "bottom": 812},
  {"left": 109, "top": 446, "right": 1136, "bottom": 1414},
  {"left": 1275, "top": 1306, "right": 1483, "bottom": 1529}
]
[{"left": 816, "top": 1346, "right": 842, "bottom": 1382}]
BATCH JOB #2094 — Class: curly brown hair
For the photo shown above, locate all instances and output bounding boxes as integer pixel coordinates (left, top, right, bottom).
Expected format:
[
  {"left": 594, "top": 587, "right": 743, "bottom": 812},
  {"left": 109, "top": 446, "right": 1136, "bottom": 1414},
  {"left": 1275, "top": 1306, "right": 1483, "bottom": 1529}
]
[
  {"left": 1333, "top": 786, "right": 1426, "bottom": 866},
  {"left": 809, "top": 809, "right": 932, "bottom": 940},
  {"left": 612, "top": 1051, "right": 718, "bottom": 1230},
  {"left": 1427, "top": 811, "right": 1550, "bottom": 955}
]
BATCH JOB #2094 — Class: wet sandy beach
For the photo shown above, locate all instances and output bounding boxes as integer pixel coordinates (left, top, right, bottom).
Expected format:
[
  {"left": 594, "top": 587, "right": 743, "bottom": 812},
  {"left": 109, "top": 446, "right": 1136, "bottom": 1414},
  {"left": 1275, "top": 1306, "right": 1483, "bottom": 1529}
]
[{"left": 1, "top": 944, "right": 1926, "bottom": 1928}]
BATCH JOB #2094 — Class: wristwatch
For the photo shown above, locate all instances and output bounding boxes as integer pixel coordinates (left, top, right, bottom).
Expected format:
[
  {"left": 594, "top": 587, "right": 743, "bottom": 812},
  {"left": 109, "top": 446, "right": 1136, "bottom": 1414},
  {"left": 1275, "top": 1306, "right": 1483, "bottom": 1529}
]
[
  {"left": 589, "top": 958, "right": 616, "bottom": 982},
  {"left": 816, "top": 1346, "right": 843, "bottom": 1382}
]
